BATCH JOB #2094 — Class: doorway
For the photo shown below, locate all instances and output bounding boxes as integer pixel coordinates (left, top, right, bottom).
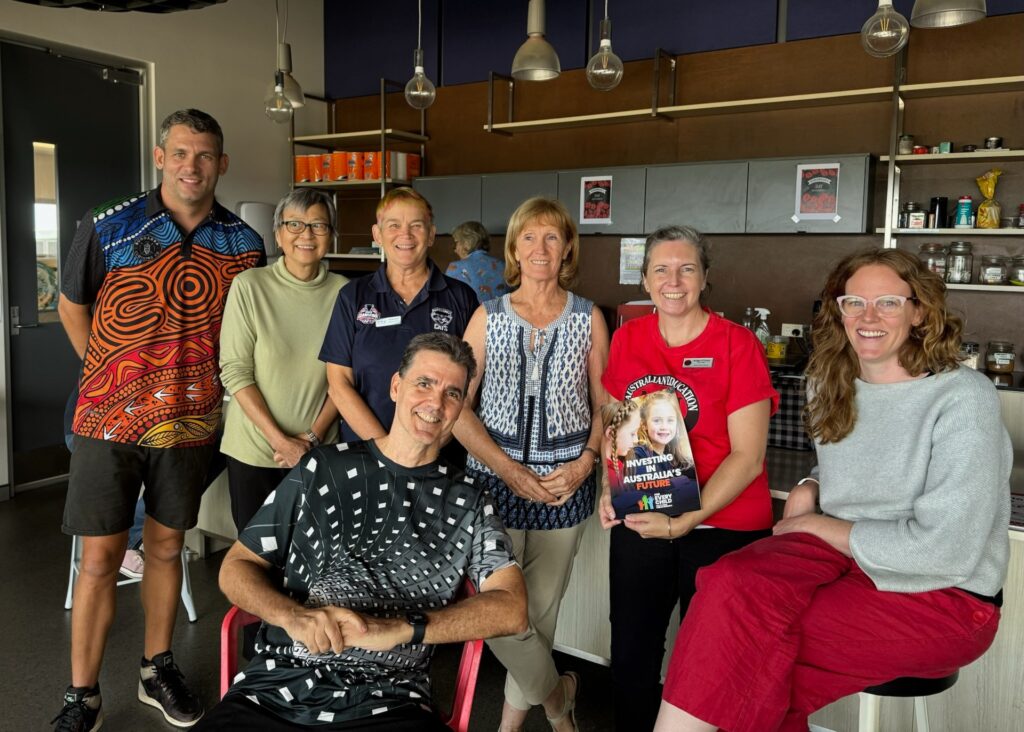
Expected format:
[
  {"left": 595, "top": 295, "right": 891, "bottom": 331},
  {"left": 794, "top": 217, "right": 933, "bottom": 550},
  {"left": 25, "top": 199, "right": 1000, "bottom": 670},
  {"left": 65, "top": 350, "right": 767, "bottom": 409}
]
[{"left": 0, "top": 40, "right": 143, "bottom": 496}]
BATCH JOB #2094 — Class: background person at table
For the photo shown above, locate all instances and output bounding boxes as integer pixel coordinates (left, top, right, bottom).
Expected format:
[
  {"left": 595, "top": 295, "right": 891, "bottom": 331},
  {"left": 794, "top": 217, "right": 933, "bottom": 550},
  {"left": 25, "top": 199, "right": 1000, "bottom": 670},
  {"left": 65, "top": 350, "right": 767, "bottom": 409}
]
[
  {"left": 453, "top": 197, "right": 609, "bottom": 732},
  {"left": 219, "top": 189, "right": 347, "bottom": 531},
  {"left": 654, "top": 248, "right": 1011, "bottom": 732},
  {"left": 445, "top": 219, "right": 509, "bottom": 303},
  {"left": 599, "top": 225, "right": 777, "bottom": 732},
  {"left": 320, "top": 187, "right": 477, "bottom": 444}
]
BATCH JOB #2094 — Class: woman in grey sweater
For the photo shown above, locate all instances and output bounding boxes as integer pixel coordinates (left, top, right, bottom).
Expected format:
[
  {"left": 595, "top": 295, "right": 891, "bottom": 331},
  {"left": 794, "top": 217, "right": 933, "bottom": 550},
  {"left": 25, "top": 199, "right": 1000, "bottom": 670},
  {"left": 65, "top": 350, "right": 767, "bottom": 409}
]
[{"left": 653, "top": 248, "right": 1011, "bottom": 732}]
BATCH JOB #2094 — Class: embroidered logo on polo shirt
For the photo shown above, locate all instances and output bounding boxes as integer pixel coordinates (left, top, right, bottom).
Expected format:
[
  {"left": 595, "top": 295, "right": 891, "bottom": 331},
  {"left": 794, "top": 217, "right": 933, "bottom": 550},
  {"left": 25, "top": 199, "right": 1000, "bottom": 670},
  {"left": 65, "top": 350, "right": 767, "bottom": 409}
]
[
  {"left": 430, "top": 307, "right": 453, "bottom": 332},
  {"left": 133, "top": 236, "right": 161, "bottom": 261},
  {"left": 357, "top": 305, "right": 381, "bottom": 325}
]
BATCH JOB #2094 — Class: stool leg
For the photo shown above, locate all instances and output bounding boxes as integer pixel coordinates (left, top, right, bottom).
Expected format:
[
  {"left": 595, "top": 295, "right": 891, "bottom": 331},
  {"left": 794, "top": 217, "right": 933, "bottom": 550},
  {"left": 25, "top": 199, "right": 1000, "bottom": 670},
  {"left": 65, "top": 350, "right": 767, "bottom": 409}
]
[
  {"left": 180, "top": 549, "right": 197, "bottom": 623},
  {"left": 64, "top": 535, "right": 80, "bottom": 610},
  {"left": 913, "top": 696, "right": 930, "bottom": 732},
  {"left": 858, "top": 692, "right": 881, "bottom": 732}
]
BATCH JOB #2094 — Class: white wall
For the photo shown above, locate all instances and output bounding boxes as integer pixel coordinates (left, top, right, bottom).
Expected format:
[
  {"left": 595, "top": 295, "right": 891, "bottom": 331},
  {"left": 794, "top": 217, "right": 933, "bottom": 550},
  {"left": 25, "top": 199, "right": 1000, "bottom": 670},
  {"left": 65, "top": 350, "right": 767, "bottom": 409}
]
[{"left": 0, "top": 0, "right": 325, "bottom": 211}]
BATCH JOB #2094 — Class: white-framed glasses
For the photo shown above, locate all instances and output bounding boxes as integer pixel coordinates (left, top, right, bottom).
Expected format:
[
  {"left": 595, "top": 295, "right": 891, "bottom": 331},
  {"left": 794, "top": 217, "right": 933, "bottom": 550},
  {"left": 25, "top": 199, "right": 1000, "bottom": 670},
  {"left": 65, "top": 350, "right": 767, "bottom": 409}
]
[
  {"left": 836, "top": 294, "right": 917, "bottom": 317},
  {"left": 282, "top": 220, "right": 331, "bottom": 235}
]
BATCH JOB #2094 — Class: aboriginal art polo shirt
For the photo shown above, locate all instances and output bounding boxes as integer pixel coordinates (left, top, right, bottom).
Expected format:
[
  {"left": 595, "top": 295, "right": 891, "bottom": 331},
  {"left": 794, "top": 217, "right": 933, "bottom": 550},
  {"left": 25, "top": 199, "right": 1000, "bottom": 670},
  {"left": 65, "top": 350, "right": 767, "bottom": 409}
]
[
  {"left": 61, "top": 188, "right": 265, "bottom": 447},
  {"left": 319, "top": 261, "right": 477, "bottom": 443}
]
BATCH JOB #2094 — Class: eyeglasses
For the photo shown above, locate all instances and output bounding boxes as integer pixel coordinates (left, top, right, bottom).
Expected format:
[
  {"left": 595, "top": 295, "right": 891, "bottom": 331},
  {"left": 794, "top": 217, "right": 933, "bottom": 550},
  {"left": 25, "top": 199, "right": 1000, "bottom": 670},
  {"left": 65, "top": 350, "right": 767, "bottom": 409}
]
[
  {"left": 836, "top": 294, "right": 917, "bottom": 317},
  {"left": 282, "top": 220, "right": 331, "bottom": 236}
]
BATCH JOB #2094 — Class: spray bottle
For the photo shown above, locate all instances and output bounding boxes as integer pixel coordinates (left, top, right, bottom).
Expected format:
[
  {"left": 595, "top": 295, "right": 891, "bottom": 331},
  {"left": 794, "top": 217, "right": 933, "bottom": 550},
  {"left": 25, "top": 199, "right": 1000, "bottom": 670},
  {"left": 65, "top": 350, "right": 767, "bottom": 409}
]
[{"left": 753, "top": 308, "right": 771, "bottom": 349}]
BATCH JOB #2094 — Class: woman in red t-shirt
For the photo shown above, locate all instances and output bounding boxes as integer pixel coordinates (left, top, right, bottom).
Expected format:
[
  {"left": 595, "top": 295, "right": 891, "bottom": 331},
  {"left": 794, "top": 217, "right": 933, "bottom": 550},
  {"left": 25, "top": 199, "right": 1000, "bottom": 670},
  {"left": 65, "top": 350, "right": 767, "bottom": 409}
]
[{"left": 599, "top": 225, "right": 778, "bottom": 732}]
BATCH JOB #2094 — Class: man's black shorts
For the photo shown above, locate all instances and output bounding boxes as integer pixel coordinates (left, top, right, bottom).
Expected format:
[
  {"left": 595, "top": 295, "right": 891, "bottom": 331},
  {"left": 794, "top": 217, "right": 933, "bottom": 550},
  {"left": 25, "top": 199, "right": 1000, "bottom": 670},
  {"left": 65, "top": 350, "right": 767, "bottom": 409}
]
[{"left": 62, "top": 436, "right": 216, "bottom": 536}]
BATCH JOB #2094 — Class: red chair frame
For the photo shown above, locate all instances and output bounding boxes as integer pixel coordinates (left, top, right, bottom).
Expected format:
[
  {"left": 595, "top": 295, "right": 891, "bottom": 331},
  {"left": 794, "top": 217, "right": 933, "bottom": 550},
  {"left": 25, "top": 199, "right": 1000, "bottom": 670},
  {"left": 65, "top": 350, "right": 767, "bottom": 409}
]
[{"left": 219, "top": 583, "right": 484, "bottom": 732}]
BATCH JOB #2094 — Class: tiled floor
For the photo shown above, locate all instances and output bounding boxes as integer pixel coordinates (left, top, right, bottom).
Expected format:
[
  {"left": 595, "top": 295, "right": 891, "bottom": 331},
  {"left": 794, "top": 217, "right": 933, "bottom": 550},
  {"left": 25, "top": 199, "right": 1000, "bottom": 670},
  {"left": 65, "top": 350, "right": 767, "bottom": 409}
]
[{"left": 1, "top": 483, "right": 615, "bottom": 731}]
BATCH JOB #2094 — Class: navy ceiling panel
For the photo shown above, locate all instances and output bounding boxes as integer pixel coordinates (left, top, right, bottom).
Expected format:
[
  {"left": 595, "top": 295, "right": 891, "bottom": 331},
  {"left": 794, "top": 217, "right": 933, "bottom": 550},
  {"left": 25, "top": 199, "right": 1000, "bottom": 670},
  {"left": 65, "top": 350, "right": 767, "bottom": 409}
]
[
  {"left": 587, "top": 0, "right": 777, "bottom": 61},
  {"left": 325, "top": 1, "right": 440, "bottom": 99},
  {"left": 441, "top": 0, "right": 588, "bottom": 87},
  {"left": 988, "top": 0, "right": 1024, "bottom": 15},
  {"left": 788, "top": 0, "right": 1022, "bottom": 41}
]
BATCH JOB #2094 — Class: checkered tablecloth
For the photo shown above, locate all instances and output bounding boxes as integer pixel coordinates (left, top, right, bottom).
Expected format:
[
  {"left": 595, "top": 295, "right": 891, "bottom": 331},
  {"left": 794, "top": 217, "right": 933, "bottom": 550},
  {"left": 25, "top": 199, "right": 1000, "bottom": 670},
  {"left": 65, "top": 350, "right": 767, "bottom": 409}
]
[{"left": 769, "top": 373, "right": 813, "bottom": 451}]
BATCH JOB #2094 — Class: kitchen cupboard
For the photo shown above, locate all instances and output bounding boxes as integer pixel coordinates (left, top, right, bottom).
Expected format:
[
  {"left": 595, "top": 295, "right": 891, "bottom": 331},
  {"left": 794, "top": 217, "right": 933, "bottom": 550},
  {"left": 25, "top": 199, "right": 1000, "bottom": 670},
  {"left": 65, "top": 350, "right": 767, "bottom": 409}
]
[
  {"left": 556, "top": 167, "right": 647, "bottom": 235},
  {"left": 480, "top": 171, "right": 558, "bottom": 234},
  {"left": 644, "top": 161, "right": 748, "bottom": 234},
  {"left": 411, "top": 175, "right": 482, "bottom": 234}
]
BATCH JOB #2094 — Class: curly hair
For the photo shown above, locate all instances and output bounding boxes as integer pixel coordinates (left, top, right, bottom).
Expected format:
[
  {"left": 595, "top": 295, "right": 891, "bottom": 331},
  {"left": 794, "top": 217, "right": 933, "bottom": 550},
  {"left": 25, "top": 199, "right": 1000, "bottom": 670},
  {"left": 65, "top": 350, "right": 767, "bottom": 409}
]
[
  {"left": 504, "top": 197, "right": 579, "bottom": 290},
  {"left": 637, "top": 390, "right": 695, "bottom": 470},
  {"left": 804, "top": 248, "right": 963, "bottom": 444}
]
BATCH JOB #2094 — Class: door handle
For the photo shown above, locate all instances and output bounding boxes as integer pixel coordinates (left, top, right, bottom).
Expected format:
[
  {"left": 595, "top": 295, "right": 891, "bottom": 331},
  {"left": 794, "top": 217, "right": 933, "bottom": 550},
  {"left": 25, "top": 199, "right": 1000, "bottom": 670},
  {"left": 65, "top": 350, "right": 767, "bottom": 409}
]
[{"left": 10, "top": 305, "right": 38, "bottom": 335}]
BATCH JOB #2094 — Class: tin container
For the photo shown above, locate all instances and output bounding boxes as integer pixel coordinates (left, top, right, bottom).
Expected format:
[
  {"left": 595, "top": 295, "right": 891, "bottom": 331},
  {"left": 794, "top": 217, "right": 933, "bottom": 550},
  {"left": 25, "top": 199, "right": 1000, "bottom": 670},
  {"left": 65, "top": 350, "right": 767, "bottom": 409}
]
[
  {"left": 954, "top": 196, "right": 973, "bottom": 228},
  {"left": 938, "top": 141, "right": 953, "bottom": 154},
  {"left": 945, "top": 241, "right": 974, "bottom": 284},
  {"left": 984, "top": 136, "right": 1003, "bottom": 149},
  {"left": 979, "top": 255, "right": 1009, "bottom": 285},
  {"left": 986, "top": 341, "right": 1016, "bottom": 373},
  {"left": 912, "top": 145, "right": 929, "bottom": 155},
  {"left": 766, "top": 336, "right": 788, "bottom": 361}
]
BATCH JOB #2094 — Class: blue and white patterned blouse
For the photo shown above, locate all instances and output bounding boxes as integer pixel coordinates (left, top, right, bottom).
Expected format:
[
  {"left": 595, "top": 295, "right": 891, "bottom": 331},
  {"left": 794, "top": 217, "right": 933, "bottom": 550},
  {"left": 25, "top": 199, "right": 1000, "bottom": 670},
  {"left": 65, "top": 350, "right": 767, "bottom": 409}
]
[{"left": 445, "top": 250, "right": 510, "bottom": 304}]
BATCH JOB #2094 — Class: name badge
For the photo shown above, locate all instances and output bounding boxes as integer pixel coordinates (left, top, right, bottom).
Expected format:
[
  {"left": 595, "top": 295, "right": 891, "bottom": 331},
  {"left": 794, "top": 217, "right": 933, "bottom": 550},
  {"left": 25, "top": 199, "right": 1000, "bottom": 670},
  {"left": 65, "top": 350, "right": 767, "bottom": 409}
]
[
  {"left": 683, "top": 357, "right": 713, "bottom": 368},
  {"left": 375, "top": 316, "right": 402, "bottom": 328}
]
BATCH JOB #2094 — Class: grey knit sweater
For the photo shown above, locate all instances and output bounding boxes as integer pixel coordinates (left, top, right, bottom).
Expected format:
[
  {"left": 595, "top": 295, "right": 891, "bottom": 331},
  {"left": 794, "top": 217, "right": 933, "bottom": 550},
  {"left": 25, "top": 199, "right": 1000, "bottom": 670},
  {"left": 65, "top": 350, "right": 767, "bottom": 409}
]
[{"left": 816, "top": 366, "right": 1011, "bottom": 596}]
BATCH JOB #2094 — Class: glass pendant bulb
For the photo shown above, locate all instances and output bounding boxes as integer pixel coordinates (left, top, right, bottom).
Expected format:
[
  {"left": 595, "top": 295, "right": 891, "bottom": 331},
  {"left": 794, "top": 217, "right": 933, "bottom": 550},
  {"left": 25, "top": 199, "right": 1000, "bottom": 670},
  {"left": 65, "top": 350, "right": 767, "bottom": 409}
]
[
  {"left": 404, "top": 48, "right": 436, "bottom": 110},
  {"left": 861, "top": 0, "right": 910, "bottom": 58},
  {"left": 586, "top": 17, "right": 624, "bottom": 91},
  {"left": 265, "top": 71, "right": 293, "bottom": 123}
]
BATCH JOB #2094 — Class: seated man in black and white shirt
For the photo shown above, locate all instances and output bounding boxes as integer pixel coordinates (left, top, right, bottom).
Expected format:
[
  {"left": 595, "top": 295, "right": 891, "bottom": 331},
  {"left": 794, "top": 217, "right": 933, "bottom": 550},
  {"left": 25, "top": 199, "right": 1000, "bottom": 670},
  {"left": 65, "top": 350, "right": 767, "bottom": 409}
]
[{"left": 197, "top": 333, "right": 527, "bottom": 731}]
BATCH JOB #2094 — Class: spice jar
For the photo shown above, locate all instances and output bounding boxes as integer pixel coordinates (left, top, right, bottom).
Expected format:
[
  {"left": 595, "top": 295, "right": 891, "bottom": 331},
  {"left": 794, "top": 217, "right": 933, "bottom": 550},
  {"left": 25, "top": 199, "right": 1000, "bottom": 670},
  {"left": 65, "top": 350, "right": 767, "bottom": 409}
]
[
  {"left": 1010, "top": 255, "right": 1024, "bottom": 285},
  {"left": 979, "top": 255, "right": 1009, "bottom": 285},
  {"left": 766, "top": 335, "right": 788, "bottom": 361},
  {"left": 945, "top": 241, "right": 974, "bottom": 284},
  {"left": 986, "top": 341, "right": 1016, "bottom": 373},
  {"left": 918, "top": 243, "right": 947, "bottom": 277},
  {"left": 959, "top": 342, "right": 980, "bottom": 369},
  {"left": 899, "top": 202, "right": 921, "bottom": 229},
  {"left": 898, "top": 134, "right": 914, "bottom": 155}
]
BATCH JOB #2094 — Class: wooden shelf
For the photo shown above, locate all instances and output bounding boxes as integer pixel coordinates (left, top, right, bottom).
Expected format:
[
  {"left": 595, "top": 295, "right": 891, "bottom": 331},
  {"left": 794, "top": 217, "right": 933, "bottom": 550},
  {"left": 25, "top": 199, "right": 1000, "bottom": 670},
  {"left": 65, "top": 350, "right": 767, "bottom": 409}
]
[
  {"left": 485, "top": 108, "right": 655, "bottom": 134},
  {"left": 881, "top": 150, "right": 1024, "bottom": 164},
  {"left": 292, "top": 129, "right": 428, "bottom": 150},
  {"left": 899, "top": 75, "right": 1024, "bottom": 99},
  {"left": 880, "top": 228, "right": 1024, "bottom": 236},
  {"left": 295, "top": 178, "right": 411, "bottom": 190},
  {"left": 947, "top": 283, "right": 1024, "bottom": 293}
]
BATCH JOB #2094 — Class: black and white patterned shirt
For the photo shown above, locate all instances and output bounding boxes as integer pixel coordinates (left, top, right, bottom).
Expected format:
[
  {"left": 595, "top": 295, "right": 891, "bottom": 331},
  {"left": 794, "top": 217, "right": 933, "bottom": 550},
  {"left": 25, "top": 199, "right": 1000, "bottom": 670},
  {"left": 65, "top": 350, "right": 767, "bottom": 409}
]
[{"left": 231, "top": 440, "right": 516, "bottom": 726}]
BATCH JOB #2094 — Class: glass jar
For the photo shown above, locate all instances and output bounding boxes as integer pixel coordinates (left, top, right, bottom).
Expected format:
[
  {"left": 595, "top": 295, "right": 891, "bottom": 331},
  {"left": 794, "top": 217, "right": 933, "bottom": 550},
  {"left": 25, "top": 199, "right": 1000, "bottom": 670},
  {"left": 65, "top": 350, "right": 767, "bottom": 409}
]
[
  {"left": 898, "top": 202, "right": 920, "bottom": 229},
  {"left": 918, "top": 243, "right": 947, "bottom": 278},
  {"left": 1016, "top": 203, "right": 1024, "bottom": 228},
  {"left": 979, "top": 255, "right": 1009, "bottom": 285},
  {"left": 945, "top": 241, "right": 974, "bottom": 284},
  {"left": 986, "top": 341, "right": 1016, "bottom": 373},
  {"left": 1010, "top": 255, "right": 1024, "bottom": 285},
  {"left": 959, "top": 342, "right": 980, "bottom": 369},
  {"left": 897, "top": 134, "right": 914, "bottom": 155}
]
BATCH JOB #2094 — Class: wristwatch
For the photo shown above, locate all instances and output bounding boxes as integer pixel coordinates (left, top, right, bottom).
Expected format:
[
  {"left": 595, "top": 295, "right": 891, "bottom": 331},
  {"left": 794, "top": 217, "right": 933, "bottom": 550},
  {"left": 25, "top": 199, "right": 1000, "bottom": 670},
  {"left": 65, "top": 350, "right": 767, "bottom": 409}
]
[{"left": 405, "top": 610, "right": 428, "bottom": 644}]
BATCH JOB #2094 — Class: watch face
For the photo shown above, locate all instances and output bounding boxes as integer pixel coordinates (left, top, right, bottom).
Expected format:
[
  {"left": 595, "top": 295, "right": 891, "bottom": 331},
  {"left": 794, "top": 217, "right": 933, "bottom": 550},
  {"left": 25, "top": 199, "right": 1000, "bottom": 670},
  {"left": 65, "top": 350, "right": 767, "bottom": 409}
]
[{"left": 406, "top": 611, "right": 428, "bottom": 626}]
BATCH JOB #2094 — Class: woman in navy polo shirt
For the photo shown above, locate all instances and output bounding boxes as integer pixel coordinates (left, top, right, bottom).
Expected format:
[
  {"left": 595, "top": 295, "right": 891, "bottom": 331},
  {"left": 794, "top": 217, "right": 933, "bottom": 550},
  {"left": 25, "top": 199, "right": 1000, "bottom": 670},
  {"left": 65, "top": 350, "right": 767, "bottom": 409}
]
[{"left": 319, "top": 187, "right": 477, "bottom": 443}]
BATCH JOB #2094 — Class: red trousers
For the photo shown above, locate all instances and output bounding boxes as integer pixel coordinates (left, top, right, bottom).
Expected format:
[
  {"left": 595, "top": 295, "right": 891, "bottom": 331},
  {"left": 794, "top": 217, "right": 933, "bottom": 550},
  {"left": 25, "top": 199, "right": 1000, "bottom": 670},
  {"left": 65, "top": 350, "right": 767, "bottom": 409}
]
[{"left": 661, "top": 533, "right": 1000, "bottom": 732}]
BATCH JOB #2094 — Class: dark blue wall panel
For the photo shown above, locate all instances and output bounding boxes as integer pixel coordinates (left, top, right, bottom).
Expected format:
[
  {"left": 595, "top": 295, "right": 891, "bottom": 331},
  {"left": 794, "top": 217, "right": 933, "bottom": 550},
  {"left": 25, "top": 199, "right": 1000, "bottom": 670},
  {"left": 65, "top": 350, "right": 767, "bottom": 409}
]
[
  {"left": 440, "top": 0, "right": 588, "bottom": 87},
  {"left": 588, "top": 0, "right": 777, "bottom": 60},
  {"left": 788, "top": 0, "right": 1023, "bottom": 41},
  {"left": 325, "top": 1, "right": 441, "bottom": 99}
]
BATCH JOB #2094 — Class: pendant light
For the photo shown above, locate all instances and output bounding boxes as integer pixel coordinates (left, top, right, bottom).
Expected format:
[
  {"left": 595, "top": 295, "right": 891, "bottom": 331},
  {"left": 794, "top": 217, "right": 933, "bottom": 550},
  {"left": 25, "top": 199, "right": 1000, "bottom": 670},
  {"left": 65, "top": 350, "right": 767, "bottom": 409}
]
[
  {"left": 586, "top": 0, "right": 623, "bottom": 91},
  {"left": 265, "top": 70, "right": 293, "bottom": 123},
  {"left": 911, "top": 0, "right": 986, "bottom": 28},
  {"left": 511, "top": 0, "right": 560, "bottom": 81},
  {"left": 861, "top": 0, "right": 910, "bottom": 58},
  {"left": 404, "top": 0, "right": 436, "bottom": 110},
  {"left": 264, "top": 0, "right": 304, "bottom": 122}
]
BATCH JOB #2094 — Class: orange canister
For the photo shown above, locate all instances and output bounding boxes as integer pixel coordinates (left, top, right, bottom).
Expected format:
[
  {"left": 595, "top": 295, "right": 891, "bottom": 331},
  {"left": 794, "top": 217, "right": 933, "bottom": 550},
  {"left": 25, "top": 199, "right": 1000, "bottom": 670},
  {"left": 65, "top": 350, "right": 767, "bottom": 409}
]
[
  {"left": 346, "top": 152, "right": 364, "bottom": 180},
  {"left": 320, "top": 153, "right": 333, "bottom": 182},
  {"left": 293, "top": 155, "right": 310, "bottom": 183},
  {"left": 407, "top": 153, "right": 421, "bottom": 179},
  {"left": 307, "top": 154, "right": 324, "bottom": 182},
  {"left": 363, "top": 151, "right": 379, "bottom": 180},
  {"left": 330, "top": 151, "right": 347, "bottom": 181}
]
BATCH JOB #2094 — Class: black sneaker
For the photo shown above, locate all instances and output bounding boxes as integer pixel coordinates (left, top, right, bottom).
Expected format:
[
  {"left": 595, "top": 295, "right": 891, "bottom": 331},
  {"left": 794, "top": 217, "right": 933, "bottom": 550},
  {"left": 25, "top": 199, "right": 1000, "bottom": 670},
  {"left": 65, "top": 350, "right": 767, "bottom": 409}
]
[
  {"left": 51, "top": 686, "right": 103, "bottom": 732},
  {"left": 138, "top": 651, "right": 204, "bottom": 728}
]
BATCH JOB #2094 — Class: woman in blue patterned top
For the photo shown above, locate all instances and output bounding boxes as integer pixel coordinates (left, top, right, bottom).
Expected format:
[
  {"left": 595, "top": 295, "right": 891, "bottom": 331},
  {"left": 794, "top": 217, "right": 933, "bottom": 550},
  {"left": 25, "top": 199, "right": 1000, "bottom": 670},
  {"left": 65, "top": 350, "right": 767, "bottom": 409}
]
[
  {"left": 445, "top": 220, "right": 510, "bottom": 303},
  {"left": 453, "top": 197, "right": 609, "bottom": 732}
]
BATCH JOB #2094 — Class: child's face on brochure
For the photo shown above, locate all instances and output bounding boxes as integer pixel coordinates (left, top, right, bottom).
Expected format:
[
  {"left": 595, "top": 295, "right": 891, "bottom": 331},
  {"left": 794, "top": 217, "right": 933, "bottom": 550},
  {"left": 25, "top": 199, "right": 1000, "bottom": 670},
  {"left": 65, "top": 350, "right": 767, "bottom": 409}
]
[{"left": 646, "top": 402, "right": 678, "bottom": 450}]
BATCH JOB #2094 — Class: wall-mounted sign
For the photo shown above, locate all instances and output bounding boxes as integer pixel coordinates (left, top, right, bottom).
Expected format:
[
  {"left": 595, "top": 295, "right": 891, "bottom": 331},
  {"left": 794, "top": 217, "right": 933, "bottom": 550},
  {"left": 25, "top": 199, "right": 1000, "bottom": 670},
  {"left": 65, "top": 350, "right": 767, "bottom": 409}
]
[
  {"left": 619, "top": 237, "right": 645, "bottom": 285},
  {"left": 580, "top": 175, "right": 613, "bottom": 224},
  {"left": 793, "top": 163, "right": 841, "bottom": 222}
]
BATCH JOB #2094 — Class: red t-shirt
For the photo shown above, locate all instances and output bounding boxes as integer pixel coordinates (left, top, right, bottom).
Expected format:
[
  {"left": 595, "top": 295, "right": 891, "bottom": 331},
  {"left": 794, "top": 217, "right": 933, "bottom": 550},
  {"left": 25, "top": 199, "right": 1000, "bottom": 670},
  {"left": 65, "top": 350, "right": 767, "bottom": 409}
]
[{"left": 602, "top": 312, "right": 778, "bottom": 530}]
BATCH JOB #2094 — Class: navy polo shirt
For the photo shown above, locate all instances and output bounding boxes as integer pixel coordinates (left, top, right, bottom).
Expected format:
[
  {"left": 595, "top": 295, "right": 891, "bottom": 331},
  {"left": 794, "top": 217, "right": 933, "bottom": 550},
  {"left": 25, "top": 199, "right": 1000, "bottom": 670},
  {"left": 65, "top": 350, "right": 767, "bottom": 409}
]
[{"left": 319, "top": 260, "right": 477, "bottom": 442}]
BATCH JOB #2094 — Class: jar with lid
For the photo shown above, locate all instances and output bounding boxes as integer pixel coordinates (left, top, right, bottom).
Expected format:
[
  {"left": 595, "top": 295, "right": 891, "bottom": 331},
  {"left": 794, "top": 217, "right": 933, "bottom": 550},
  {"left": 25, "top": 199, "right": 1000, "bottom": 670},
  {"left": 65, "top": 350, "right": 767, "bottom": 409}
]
[
  {"left": 1010, "top": 255, "right": 1024, "bottom": 285},
  {"left": 979, "top": 255, "right": 1009, "bottom": 285},
  {"left": 897, "top": 134, "right": 914, "bottom": 155},
  {"left": 959, "top": 342, "right": 980, "bottom": 369},
  {"left": 1016, "top": 203, "right": 1024, "bottom": 228},
  {"left": 986, "top": 341, "right": 1016, "bottom": 373},
  {"left": 898, "top": 202, "right": 920, "bottom": 229},
  {"left": 918, "top": 243, "right": 947, "bottom": 277},
  {"left": 945, "top": 241, "right": 973, "bottom": 284}
]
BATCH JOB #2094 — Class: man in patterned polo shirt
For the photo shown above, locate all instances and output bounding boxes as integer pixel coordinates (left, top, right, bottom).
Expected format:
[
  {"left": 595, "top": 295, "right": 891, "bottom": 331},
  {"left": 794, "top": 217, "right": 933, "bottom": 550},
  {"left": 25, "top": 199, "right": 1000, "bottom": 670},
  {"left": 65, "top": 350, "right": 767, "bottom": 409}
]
[
  {"left": 54, "top": 109, "right": 265, "bottom": 731},
  {"left": 196, "top": 334, "right": 526, "bottom": 731}
]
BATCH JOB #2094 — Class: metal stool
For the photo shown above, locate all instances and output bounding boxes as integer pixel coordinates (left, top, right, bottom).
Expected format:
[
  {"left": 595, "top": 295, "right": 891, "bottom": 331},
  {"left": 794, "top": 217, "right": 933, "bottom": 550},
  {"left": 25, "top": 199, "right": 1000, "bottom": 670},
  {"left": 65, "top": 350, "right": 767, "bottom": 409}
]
[
  {"left": 64, "top": 534, "right": 198, "bottom": 623},
  {"left": 858, "top": 671, "right": 958, "bottom": 732}
]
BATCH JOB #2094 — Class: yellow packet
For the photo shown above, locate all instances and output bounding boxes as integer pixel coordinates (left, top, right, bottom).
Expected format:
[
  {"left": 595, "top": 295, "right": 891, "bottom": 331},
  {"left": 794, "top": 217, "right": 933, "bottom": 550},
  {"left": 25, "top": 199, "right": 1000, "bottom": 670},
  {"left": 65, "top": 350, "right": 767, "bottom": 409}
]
[{"left": 976, "top": 169, "right": 1002, "bottom": 229}]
